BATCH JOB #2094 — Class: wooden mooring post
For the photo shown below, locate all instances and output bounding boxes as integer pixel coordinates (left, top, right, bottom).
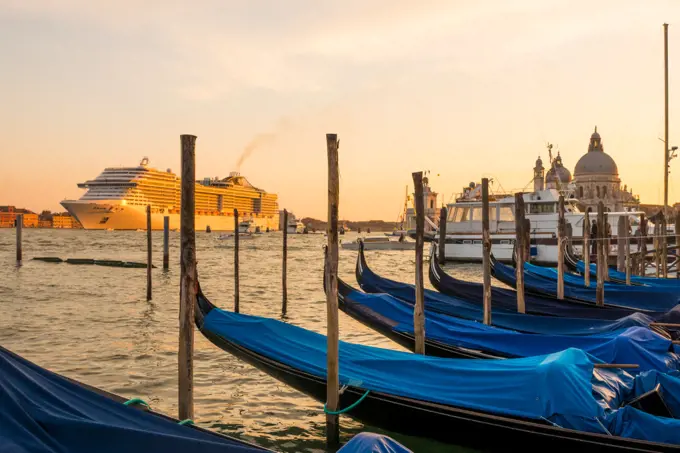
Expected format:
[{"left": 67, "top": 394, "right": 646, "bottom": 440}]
[
  {"left": 514, "top": 193, "right": 525, "bottom": 313},
  {"left": 583, "top": 210, "right": 590, "bottom": 287},
  {"left": 412, "top": 171, "right": 426, "bottom": 353},
  {"left": 596, "top": 202, "right": 605, "bottom": 307},
  {"left": 676, "top": 212, "right": 680, "bottom": 278},
  {"left": 178, "top": 134, "right": 197, "bottom": 421},
  {"left": 639, "top": 214, "right": 647, "bottom": 276},
  {"left": 556, "top": 195, "right": 565, "bottom": 300},
  {"left": 617, "top": 216, "right": 626, "bottom": 273},
  {"left": 482, "top": 178, "right": 492, "bottom": 325},
  {"left": 163, "top": 216, "right": 170, "bottom": 270},
  {"left": 282, "top": 209, "right": 288, "bottom": 317},
  {"left": 325, "top": 133, "right": 340, "bottom": 447},
  {"left": 234, "top": 208, "right": 240, "bottom": 313},
  {"left": 625, "top": 215, "right": 631, "bottom": 285},
  {"left": 16, "top": 214, "right": 23, "bottom": 263},
  {"left": 438, "top": 206, "right": 447, "bottom": 265},
  {"left": 604, "top": 212, "right": 610, "bottom": 282},
  {"left": 146, "top": 205, "right": 152, "bottom": 301}
]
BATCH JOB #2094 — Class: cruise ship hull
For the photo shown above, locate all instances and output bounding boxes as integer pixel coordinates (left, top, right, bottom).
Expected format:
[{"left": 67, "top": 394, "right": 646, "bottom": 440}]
[{"left": 61, "top": 200, "right": 279, "bottom": 232}]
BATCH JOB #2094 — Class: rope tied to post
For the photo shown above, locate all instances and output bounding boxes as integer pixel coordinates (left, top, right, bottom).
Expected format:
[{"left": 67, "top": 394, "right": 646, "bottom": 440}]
[
  {"left": 323, "top": 389, "right": 370, "bottom": 415},
  {"left": 178, "top": 419, "right": 194, "bottom": 426}
]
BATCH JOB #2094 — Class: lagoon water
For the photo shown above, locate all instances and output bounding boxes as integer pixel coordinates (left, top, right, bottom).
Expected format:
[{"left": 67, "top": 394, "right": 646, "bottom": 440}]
[{"left": 0, "top": 229, "right": 485, "bottom": 452}]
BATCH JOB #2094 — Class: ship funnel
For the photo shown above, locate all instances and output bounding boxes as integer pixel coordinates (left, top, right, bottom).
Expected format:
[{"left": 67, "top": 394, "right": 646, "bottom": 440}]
[{"left": 229, "top": 171, "right": 240, "bottom": 178}]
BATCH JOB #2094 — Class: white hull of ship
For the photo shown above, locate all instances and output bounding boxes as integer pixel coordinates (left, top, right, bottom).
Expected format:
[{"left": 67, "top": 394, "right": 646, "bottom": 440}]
[
  {"left": 61, "top": 200, "right": 279, "bottom": 232},
  {"left": 441, "top": 233, "right": 653, "bottom": 265}
]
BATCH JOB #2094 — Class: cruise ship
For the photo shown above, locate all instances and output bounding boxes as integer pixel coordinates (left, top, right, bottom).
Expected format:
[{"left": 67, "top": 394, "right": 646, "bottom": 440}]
[{"left": 61, "top": 158, "right": 279, "bottom": 231}]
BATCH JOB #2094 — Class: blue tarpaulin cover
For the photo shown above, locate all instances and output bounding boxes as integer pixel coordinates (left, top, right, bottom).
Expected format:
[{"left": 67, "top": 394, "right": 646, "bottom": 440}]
[
  {"left": 202, "top": 307, "right": 680, "bottom": 444},
  {"left": 339, "top": 433, "right": 412, "bottom": 453},
  {"left": 358, "top": 253, "right": 661, "bottom": 335},
  {"left": 491, "top": 257, "right": 680, "bottom": 312},
  {"left": 577, "top": 260, "right": 680, "bottom": 288},
  {"left": 0, "top": 346, "right": 266, "bottom": 453},
  {"left": 525, "top": 261, "right": 680, "bottom": 294},
  {"left": 339, "top": 280, "right": 680, "bottom": 373}
]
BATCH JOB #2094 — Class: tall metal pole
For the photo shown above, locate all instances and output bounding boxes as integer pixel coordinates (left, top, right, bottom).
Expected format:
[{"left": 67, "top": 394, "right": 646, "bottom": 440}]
[{"left": 664, "top": 23, "right": 670, "bottom": 212}]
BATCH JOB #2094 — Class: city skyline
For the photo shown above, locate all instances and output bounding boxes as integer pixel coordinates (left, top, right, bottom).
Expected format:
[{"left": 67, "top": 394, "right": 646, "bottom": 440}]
[{"left": 2, "top": 1, "right": 679, "bottom": 220}]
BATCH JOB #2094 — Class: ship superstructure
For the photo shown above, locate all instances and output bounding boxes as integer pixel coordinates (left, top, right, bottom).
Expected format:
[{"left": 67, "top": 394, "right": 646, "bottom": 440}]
[{"left": 61, "top": 157, "right": 279, "bottom": 231}]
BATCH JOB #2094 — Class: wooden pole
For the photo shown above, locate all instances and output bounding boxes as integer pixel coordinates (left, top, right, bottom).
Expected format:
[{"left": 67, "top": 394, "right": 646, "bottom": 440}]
[
  {"left": 676, "top": 212, "right": 680, "bottom": 278},
  {"left": 16, "top": 214, "right": 23, "bottom": 263},
  {"left": 603, "top": 212, "right": 610, "bottom": 282},
  {"left": 514, "top": 193, "right": 525, "bottom": 313},
  {"left": 325, "top": 133, "right": 340, "bottom": 447},
  {"left": 412, "top": 171, "right": 426, "bottom": 353},
  {"left": 146, "top": 205, "right": 152, "bottom": 301},
  {"left": 282, "top": 209, "right": 288, "bottom": 316},
  {"left": 163, "top": 216, "right": 170, "bottom": 270},
  {"left": 178, "top": 134, "right": 196, "bottom": 421},
  {"left": 625, "top": 215, "right": 631, "bottom": 285},
  {"left": 617, "top": 216, "right": 626, "bottom": 273},
  {"left": 438, "top": 206, "right": 447, "bottom": 265},
  {"left": 234, "top": 208, "right": 240, "bottom": 313},
  {"left": 662, "top": 213, "right": 668, "bottom": 278},
  {"left": 596, "top": 202, "right": 605, "bottom": 307},
  {"left": 482, "top": 178, "right": 492, "bottom": 325},
  {"left": 639, "top": 214, "right": 647, "bottom": 276},
  {"left": 655, "top": 214, "right": 662, "bottom": 278},
  {"left": 556, "top": 195, "right": 565, "bottom": 300},
  {"left": 583, "top": 210, "right": 591, "bottom": 287}
]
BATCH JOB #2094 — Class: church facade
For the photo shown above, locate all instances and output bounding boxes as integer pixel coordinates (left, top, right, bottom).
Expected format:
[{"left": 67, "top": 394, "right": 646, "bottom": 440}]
[{"left": 532, "top": 127, "right": 639, "bottom": 212}]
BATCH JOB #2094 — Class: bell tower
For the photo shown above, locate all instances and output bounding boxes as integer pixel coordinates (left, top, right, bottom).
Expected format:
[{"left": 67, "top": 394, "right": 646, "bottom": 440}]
[{"left": 533, "top": 156, "right": 545, "bottom": 192}]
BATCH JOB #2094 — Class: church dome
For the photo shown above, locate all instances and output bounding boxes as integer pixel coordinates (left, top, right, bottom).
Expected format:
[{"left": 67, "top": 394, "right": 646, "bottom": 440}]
[
  {"left": 545, "top": 153, "right": 572, "bottom": 185},
  {"left": 574, "top": 126, "right": 618, "bottom": 176}
]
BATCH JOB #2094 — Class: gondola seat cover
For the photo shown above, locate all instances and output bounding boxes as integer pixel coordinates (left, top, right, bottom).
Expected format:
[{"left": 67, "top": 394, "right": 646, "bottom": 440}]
[{"left": 0, "top": 346, "right": 266, "bottom": 453}]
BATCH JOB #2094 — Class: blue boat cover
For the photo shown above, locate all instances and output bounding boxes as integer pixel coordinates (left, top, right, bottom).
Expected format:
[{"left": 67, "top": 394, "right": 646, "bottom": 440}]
[
  {"left": 491, "top": 257, "right": 680, "bottom": 312},
  {"left": 340, "top": 282, "right": 680, "bottom": 373},
  {"left": 427, "top": 250, "right": 639, "bottom": 320},
  {"left": 0, "top": 346, "right": 266, "bottom": 453},
  {"left": 202, "top": 307, "right": 680, "bottom": 444},
  {"left": 339, "top": 433, "right": 412, "bottom": 453},
  {"left": 577, "top": 260, "right": 680, "bottom": 288},
  {"left": 358, "top": 254, "right": 660, "bottom": 336},
  {"left": 525, "top": 261, "right": 680, "bottom": 294}
]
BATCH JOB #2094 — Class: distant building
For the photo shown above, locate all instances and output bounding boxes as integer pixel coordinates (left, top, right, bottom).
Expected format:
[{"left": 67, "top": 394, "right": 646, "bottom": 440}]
[
  {"left": 52, "top": 212, "right": 83, "bottom": 229},
  {"left": 38, "top": 210, "right": 54, "bottom": 228},
  {"left": 406, "top": 175, "right": 440, "bottom": 232},
  {"left": 532, "top": 127, "right": 640, "bottom": 213},
  {"left": 0, "top": 206, "right": 39, "bottom": 228}
]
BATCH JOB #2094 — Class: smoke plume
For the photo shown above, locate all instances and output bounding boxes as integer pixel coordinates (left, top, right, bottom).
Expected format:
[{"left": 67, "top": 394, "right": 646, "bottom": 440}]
[{"left": 235, "top": 118, "right": 290, "bottom": 171}]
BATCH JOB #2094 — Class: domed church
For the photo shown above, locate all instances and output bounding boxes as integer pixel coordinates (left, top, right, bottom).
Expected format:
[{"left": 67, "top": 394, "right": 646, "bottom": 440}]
[{"left": 532, "top": 127, "right": 639, "bottom": 212}]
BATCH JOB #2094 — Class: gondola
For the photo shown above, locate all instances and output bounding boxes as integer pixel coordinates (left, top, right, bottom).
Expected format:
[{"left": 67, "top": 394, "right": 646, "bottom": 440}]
[
  {"left": 491, "top": 254, "right": 680, "bottom": 312},
  {"left": 334, "top": 267, "right": 680, "bottom": 372},
  {"left": 565, "top": 247, "right": 680, "bottom": 288},
  {"left": 194, "top": 283, "right": 680, "bottom": 451},
  {"left": 427, "top": 245, "right": 641, "bottom": 320},
  {"left": 522, "top": 260, "right": 680, "bottom": 294},
  {"left": 0, "top": 345, "right": 270, "bottom": 453},
  {"left": 357, "top": 243, "right": 679, "bottom": 337}
]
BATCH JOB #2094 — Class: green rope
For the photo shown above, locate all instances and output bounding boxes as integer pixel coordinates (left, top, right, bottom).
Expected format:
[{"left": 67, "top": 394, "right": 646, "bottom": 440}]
[
  {"left": 123, "top": 398, "right": 149, "bottom": 408},
  {"left": 324, "top": 390, "right": 370, "bottom": 415},
  {"left": 178, "top": 419, "right": 194, "bottom": 426}
]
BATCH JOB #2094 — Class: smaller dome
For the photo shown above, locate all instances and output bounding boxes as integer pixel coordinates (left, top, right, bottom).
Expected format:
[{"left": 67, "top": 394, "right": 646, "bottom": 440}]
[{"left": 545, "top": 154, "right": 572, "bottom": 185}]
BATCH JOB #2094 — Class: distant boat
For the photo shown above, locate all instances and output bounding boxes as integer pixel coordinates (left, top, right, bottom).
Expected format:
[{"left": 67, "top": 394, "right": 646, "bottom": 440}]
[{"left": 341, "top": 236, "right": 415, "bottom": 251}]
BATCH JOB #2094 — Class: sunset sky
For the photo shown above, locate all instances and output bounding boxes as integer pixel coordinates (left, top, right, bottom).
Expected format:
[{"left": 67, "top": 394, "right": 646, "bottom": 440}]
[{"left": 2, "top": 0, "right": 680, "bottom": 220}]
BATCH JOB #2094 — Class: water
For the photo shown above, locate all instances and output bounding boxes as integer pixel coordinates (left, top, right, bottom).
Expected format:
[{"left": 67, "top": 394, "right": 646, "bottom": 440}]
[{"left": 0, "top": 229, "right": 483, "bottom": 452}]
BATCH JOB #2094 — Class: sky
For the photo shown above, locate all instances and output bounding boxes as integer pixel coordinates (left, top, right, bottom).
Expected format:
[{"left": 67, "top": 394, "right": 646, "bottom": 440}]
[{"left": 1, "top": 0, "right": 680, "bottom": 220}]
